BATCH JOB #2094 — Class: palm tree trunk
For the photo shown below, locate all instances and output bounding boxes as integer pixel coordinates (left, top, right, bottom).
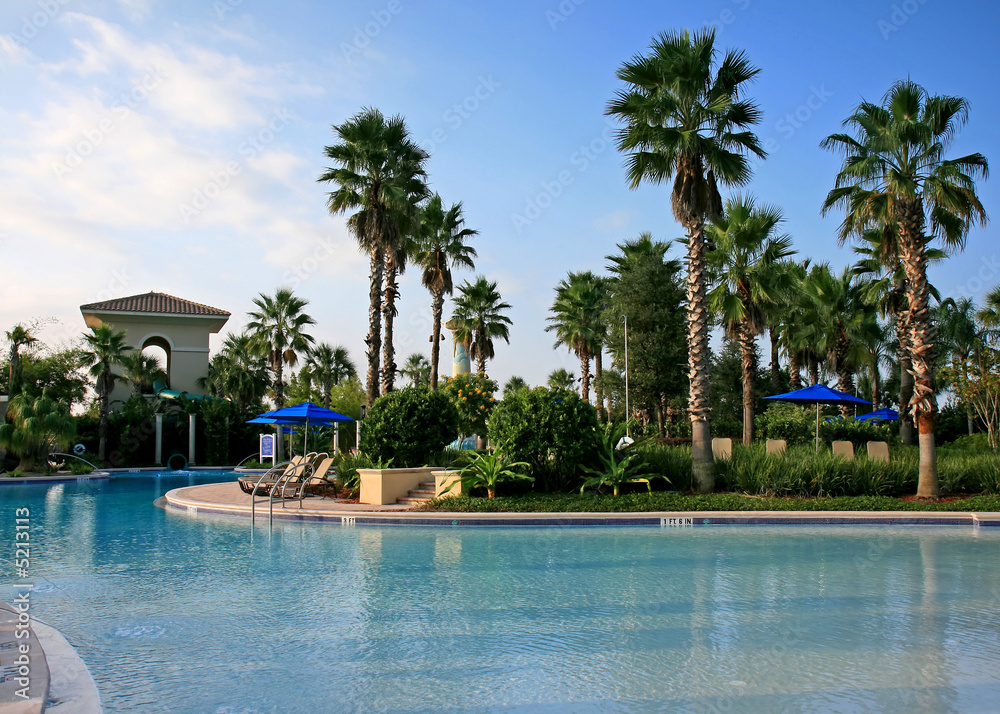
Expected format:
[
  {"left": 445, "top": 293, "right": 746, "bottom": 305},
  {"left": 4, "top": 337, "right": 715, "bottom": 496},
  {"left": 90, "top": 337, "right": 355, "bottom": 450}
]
[
  {"left": 897, "top": 312, "right": 915, "bottom": 446},
  {"left": 381, "top": 253, "right": 400, "bottom": 395},
  {"left": 789, "top": 351, "right": 802, "bottom": 390},
  {"left": 273, "top": 357, "right": 285, "bottom": 407},
  {"left": 769, "top": 327, "right": 781, "bottom": 393},
  {"left": 98, "top": 372, "right": 109, "bottom": 462},
  {"left": 809, "top": 359, "right": 819, "bottom": 386},
  {"left": 366, "top": 247, "right": 384, "bottom": 407},
  {"left": 898, "top": 202, "right": 938, "bottom": 498},
  {"left": 322, "top": 378, "right": 332, "bottom": 409},
  {"left": 738, "top": 323, "right": 756, "bottom": 445},
  {"left": 579, "top": 352, "right": 591, "bottom": 403},
  {"left": 594, "top": 350, "right": 604, "bottom": 422},
  {"left": 477, "top": 333, "right": 487, "bottom": 376},
  {"left": 685, "top": 223, "right": 714, "bottom": 493},
  {"left": 430, "top": 289, "right": 444, "bottom": 390}
]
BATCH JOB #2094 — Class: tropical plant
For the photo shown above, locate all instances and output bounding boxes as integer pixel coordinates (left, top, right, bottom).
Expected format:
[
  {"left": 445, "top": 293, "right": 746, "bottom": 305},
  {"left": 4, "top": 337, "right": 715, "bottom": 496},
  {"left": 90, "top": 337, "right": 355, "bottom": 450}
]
[
  {"left": 304, "top": 343, "right": 356, "bottom": 408},
  {"left": 581, "top": 421, "right": 662, "bottom": 496},
  {"left": 0, "top": 391, "right": 75, "bottom": 472},
  {"left": 607, "top": 27, "right": 766, "bottom": 492},
  {"left": 119, "top": 350, "right": 166, "bottom": 396},
  {"left": 360, "top": 387, "right": 459, "bottom": 467},
  {"left": 442, "top": 373, "right": 497, "bottom": 437},
  {"left": 503, "top": 376, "right": 528, "bottom": 396},
  {"left": 979, "top": 286, "right": 1000, "bottom": 330},
  {"left": 706, "top": 196, "right": 795, "bottom": 443},
  {"left": 246, "top": 288, "right": 316, "bottom": 408},
  {"left": 5, "top": 323, "right": 40, "bottom": 397},
  {"left": 488, "top": 386, "right": 600, "bottom": 492},
  {"left": 415, "top": 193, "right": 478, "bottom": 390},
  {"left": 451, "top": 449, "right": 533, "bottom": 499},
  {"left": 822, "top": 79, "right": 989, "bottom": 498},
  {"left": 400, "top": 353, "right": 431, "bottom": 388},
  {"left": 546, "top": 368, "right": 576, "bottom": 392},
  {"left": 319, "top": 108, "right": 429, "bottom": 404},
  {"left": 81, "top": 323, "right": 130, "bottom": 461},
  {"left": 200, "top": 331, "right": 271, "bottom": 409},
  {"left": 450, "top": 276, "right": 512, "bottom": 377},
  {"left": 546, "top": 271, "right": 608, "bottom": 409}
]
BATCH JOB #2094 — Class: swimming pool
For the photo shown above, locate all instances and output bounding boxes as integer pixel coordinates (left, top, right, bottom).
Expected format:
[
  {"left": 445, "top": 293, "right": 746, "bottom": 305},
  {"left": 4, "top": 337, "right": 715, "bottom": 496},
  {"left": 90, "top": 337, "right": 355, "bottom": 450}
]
[{"left": 3, "top": 472, "right": 1000, "bottom": 712}]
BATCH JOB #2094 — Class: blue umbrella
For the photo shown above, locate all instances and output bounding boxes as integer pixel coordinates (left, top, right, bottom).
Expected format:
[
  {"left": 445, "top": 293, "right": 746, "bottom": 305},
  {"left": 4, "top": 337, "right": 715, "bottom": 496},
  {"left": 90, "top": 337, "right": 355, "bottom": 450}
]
[
  {"left": 764, "top": 384, "right": 872, "bottom": 451},
  {"left": 248, "top": 402, "right": 354, "bottom": 453},
  {"left": 858, "top": 408, "right": 899, "bottom": 422}
]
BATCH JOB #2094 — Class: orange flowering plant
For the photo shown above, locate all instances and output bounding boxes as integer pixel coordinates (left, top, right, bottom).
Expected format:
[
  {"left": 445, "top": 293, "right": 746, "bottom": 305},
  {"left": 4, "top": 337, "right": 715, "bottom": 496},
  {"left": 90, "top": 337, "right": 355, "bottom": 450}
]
[{"left": 443, "top": 373, "right": 497, "bottom": 436}]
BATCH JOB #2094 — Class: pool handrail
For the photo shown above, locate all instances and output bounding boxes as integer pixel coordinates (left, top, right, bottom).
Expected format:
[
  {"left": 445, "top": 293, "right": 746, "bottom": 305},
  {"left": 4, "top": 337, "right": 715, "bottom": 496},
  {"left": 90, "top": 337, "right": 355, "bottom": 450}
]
[
  {"left": 250, "top": 456, "right": 305, "bottom": 523},
  {"left": 267, "top": 457, "right": 319, "bottom": 527},
  {"left": 49, "top": 452, "right": 101, "bottom": 472}
]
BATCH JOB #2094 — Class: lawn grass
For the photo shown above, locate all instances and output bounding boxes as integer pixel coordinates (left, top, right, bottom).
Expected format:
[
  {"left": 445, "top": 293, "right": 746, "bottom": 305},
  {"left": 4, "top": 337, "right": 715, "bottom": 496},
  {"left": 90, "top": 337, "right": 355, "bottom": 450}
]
[{"left": 416, "top": 491, "right": 1000, "bottom": 513}]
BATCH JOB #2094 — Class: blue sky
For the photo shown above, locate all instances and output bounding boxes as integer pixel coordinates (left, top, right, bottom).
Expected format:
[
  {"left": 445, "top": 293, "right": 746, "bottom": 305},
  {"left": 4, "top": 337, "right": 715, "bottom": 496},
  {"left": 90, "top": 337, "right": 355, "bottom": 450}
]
[{"left": 2, "top": 0, "right": 998, "bottom": 389}]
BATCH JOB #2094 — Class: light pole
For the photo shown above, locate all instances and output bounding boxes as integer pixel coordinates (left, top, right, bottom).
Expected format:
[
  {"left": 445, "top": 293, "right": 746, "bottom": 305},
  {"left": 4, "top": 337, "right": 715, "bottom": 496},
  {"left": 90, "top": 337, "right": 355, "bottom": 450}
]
[{"left": 624, "top": 314, "right": 630, "bottom": 437}]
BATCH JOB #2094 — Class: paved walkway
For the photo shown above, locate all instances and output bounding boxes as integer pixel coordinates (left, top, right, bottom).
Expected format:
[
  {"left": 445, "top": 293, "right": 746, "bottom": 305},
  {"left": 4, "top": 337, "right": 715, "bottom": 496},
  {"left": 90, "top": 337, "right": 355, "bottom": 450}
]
[{"left": 164, "top": 481, "right": 1000, "bottom": 527}]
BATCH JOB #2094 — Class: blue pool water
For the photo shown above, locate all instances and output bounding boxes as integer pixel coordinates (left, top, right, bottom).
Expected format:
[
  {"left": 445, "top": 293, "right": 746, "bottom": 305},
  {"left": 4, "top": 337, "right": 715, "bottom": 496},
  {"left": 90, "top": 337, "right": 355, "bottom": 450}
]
[{"left": 2, "top": 472, "right": 1000, "bottom": 713}]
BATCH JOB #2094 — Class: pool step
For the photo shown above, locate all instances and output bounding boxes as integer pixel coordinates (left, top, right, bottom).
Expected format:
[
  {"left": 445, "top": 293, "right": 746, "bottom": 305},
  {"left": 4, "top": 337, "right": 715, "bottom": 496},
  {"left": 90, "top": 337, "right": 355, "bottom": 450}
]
[{"left": 396, "top": 481, "right": 437, "bottom": 506}]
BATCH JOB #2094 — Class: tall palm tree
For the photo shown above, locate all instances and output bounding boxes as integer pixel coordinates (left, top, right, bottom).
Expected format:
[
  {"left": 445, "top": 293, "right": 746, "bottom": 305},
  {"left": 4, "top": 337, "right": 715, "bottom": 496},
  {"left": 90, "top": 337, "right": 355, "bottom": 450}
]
[
  {"left": 415, "top": 193, "right": 478, "bottom": 390},
  {"left": 304, "top": 343, "right": 356, "bottom": 409},
  {"left": 246, "top": 288, "right": 316, "bottom": 408},
  {"left": 822, "top": 80, "right": 988, "bottom": 498},
  {"left": 5, "top": 323, "right": 41, "bottom": 398},
  {"left": 979, "top": 286, "right": 1000, "bottom": 329},
  {"left": 119, "top": 351, "right": 166, "bottom": 396},
  {"left": 400, "top": 353, "right": 431, "bottom": 388},
  {"left": 800, "top": 265, "right": 880, "bottom": 417},
  {"left": 82, "top": 324, "right": 130, "bottom": 462},
  {"left": 200, "top": 332, "right": 271, "bottom": 409},
  {"left": 451, "top": 276, "right": 513, "bottom": 377},
  {"left": 607, "top": 28, "right": 766, "bottom": 492},
  {"left": 706, "top": 196, "right": 795, "bottom": 443},
  {"left": 546, "top": 271, "right": 608, "bottom": 409},
  {"left": 503, "top": 376, "right": 528, "bottom": 396},
  {"left": 547, "top": 368, "right": 577, "bottom": 392},
  {"left": 936, "top": 297, "right": 990, "bottom": 434},
  {"left": 319, "top": 108, "right": 429, "bottom": 406}
]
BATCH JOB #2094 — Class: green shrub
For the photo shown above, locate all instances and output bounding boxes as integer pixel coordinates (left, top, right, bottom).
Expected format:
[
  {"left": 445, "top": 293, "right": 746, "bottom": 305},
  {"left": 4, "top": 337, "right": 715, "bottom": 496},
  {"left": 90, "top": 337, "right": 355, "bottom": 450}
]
[
  {"left": 821, "top": 417, "right": 897, "bottom": 449},
  {"left": 360, "top": 388, "right": 459, "bottom": 467},
  {"left": 635, "top": 444, "right": 692, "bottom": 491},
  {"left": 442, "top": 374, "right": 497, "bottom": 436},
  {"left": 332, "top": 451, "right": 373, "bottom": 492},
  {"left": 487, "top": 386, "right": 599, "bottom": 491},
  {"left": 755, "top": 403, "right": 820, "bottom": 445},
  {"left": 944, "top": 432, "right": 995, "bottom": 454},
  {"left": 68, "top": 460, "right": 94, "bottom": 475}
]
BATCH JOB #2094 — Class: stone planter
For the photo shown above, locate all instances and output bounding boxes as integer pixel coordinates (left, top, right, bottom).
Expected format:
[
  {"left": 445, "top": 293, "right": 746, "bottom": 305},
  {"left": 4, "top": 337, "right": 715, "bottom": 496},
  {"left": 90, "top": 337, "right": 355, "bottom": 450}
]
[
  {"left": 431, "top": 469, "right": 462, "bottom": 498},
  {"left": 358, "top": 467, "right": 438, "bottom": 505}
]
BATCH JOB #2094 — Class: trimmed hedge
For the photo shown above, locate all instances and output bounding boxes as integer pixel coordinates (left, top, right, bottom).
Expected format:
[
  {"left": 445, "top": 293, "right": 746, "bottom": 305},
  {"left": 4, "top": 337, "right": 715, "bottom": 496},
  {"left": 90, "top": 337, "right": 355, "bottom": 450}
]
[{"left": 360, "top": 388, "right": 459, "bottom": 467}]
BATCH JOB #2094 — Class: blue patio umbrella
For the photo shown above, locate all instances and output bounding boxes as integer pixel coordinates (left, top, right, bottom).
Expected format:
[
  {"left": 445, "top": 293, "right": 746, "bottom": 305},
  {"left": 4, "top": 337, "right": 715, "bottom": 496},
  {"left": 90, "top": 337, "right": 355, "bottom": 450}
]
[
  {"left": 858, "top": 408, "right": 899, "bottom": 422},
  {"left": 248, "top": 402, "right": 354, "bottom": 454},
  {"left": 764, "top": 384, "right": 872, "bottom": 451}
]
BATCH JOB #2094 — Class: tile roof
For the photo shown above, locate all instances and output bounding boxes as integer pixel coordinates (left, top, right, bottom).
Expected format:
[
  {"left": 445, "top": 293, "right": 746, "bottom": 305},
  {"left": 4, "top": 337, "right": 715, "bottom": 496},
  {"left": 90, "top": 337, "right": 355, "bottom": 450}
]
[{"left": 80, "top": 292, "right": 230, "bottom": 317}]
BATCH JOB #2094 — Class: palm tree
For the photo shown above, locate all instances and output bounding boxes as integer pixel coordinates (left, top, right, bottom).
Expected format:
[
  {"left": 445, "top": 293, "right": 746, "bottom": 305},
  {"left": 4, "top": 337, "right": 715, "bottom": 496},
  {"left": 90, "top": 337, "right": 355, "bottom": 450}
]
[
  {"left": 415, "top": 193, "right": 478, "bottom": 390},
  {"left": 246, "top": 288, "right": 316, "bottom": 408},
  {"left": 451, "top": 276, "right": 513, "bottom": 377},
  {"left": 200, "top": 332, "right": 271, "bottom": 409},
  {"left": 546, "top": 271, "right": 608, "bottom": 409},
  {"left": 706, "top": 196, "right": 795, "bottom": 443},
  {"left": 400, "top": 353, "right": 431, "bottom": 388},
  {"left": 119, "top": 351, "right": 166, "bottom": 396},
  {"left": 82, "top": 324, "right": 130, "bottom": 462},
  {"left": 304, "top": 343, "right": 357, "bottom": 408},
  {"left": 547, "top": 368, "right": 577, "bottom": 392},
  {"left": 800, "top": 265, "right": 880, "bottom": 418},
  {"left": 936, "top": 297, "right": 990, "bottom": 434},
  {"left": 822, "top": 80, "right": 988, "bottom": 498},
  {"left": 503, "top": 376, "right": 528, "bottom": 396},
  {"left": 319, "top": 108, "right": 429, "bottom": 406},
  {"left": 607, "top": 28, "right": 766, "bottom": 492},
  {"left": 5, "top": 323, "right": 40, "bottom": 398},
  {"left": 0, "top": 391, "right": 75, "bottom": 472},
  {"left": 979, "top": 286, "right": 1000, "bottom": 329}
]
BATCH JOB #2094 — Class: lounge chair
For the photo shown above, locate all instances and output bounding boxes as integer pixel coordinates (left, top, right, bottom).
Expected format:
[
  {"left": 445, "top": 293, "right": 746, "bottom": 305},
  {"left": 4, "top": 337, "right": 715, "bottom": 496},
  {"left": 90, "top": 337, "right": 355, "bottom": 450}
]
[
  {"left": 238, "top": 455, "right": 307, "bottom": 496},
  {"left": 277, "top": 456, "right": 337, "bottom": 503}
]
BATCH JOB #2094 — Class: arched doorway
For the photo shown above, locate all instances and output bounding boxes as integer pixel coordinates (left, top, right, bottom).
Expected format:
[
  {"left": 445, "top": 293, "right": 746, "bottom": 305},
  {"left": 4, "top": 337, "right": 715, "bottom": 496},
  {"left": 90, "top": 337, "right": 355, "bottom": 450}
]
[{"left": 141, "top": 335, "right": 172, "bottom": 391}]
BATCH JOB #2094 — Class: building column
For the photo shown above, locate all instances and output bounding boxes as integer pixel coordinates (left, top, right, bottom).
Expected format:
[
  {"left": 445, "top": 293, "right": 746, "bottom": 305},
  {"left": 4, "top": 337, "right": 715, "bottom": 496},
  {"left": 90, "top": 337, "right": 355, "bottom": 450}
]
[
  {"left": 155, "top": 414, "right": 163, "bottom": 465},
  {"left": 188, "top": 414, "right": 196, "bottom": 467}
]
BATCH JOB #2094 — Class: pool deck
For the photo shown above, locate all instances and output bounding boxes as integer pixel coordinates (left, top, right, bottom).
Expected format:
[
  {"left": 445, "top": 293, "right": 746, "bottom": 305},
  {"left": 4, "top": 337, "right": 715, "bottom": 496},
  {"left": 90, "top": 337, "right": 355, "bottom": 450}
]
[{"left": 164, "top": 481, "right": 1000, "bottom": 527}]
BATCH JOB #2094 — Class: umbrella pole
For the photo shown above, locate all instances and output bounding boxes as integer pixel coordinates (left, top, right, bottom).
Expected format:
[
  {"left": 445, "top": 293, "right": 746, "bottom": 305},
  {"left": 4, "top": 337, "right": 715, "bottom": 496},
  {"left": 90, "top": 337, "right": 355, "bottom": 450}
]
[{"left": 815, "top": 403, "right": 820, "bottom": 453}]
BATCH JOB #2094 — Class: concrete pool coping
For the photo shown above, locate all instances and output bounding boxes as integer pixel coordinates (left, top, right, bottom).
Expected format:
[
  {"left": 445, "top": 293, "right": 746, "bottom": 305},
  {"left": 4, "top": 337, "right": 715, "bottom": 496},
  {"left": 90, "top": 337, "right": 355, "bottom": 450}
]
[{"left": 163, "top": 481, "right": 1000, "bottom": 527}]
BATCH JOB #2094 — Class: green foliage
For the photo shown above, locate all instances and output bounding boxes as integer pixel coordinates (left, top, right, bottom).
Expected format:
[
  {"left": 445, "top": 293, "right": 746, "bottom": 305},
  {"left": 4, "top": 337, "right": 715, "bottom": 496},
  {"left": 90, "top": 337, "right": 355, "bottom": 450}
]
[
  {"left": 636, "top": 444, "right": 693, "bottom": 491},
  {"left": 487, "top": 386, "right": 599, "bottom": 491},
  {"left": 944, "top": 432, "right": 994, "bottom": 454},
  {"left": 418, "top": 491, "right": 1000, "bottom": 513},
  {"left": 546, "top": 368, "right": 576, "bottom": 392},
  {"left": 199, "top": 398, "right": 233, "bottom": 465},
  {"left": 0, "top": 391, "right": 75, "bottom": 472},
  {"left": 711, "top": 339, "right": 767, "bottom": 438},
  {"left": 442, "top": 373, "right": 497, "bottom": 435},
  {"left": 754, "top": 403, "right": 818, "bottom": 445},
  {"left": 451, "top": 449, "right": 533, "bottom": 498},
  {"left": 15, "top": 348, "right": 90, "bottom": 408},
  {"left": 581, "top": 422, "right": 662, "bottom": 496},
  {"left": 106, "top": 394, "right": 157, "bottom": 467},
  {"left": 360, "top": 388, "right": 459, "bottom": 467},
  {"left": 332, "top": 451, "right": 373, "bottom": 492},
  {"left": 821, "top": 417, "right": 897, "bottom": 449},
  {"left": 68, "top": 460, "right": 94, "bottom": 475}
]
